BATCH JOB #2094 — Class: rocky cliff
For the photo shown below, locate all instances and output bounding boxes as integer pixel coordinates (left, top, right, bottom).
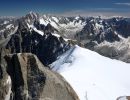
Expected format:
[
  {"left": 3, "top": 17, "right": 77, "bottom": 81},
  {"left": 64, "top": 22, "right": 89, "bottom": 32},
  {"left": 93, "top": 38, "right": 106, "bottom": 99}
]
[{"left": 0, "top": 53, "right": 79, "bottom": 100}]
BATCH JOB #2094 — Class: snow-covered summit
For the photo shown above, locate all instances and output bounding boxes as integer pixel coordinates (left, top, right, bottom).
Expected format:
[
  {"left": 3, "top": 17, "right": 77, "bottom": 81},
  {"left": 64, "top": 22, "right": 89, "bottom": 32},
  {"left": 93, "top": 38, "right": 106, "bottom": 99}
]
[{"left": 51, "top": 45, "right": 130, "bottom": 100}]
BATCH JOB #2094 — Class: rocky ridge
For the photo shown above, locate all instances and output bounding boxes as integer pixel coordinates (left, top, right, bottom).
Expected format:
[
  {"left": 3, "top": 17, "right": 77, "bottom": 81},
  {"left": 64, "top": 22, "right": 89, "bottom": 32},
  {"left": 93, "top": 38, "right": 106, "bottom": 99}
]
[
  {"left": 1, "top": 13, "right": 130, "bottom": 63},
  {"left": 0, "top": 53, "right": 79, "bottom": 100}
]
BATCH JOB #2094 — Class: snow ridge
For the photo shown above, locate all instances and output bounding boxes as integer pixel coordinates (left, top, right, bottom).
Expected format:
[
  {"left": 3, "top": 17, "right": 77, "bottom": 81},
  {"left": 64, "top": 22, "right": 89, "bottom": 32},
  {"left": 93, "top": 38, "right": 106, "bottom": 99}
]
[{"left": 51, "top": 45, "right": 130, "bottom": 100}]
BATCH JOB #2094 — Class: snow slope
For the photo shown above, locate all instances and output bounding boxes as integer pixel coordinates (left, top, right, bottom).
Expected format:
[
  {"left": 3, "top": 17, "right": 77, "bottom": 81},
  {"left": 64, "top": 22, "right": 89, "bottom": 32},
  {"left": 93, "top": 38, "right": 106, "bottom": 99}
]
[{"left": 51, "top": 45, "right": 130, "bottom": 100}]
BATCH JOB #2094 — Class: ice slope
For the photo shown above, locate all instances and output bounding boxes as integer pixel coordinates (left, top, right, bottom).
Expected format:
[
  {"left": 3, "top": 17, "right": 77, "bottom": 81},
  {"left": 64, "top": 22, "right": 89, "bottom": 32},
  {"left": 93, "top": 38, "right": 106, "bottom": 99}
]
[{"left": 51, "top": 45, "right": 130, "bottom": 100}]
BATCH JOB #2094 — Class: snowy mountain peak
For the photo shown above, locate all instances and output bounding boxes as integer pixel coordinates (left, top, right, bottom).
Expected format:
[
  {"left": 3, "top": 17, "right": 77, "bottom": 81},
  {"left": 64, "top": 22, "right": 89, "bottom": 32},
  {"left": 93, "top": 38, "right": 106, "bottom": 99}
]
[
  {"left": 75, "top": 16, "right": 81, "bottom": 20},
  {"left": 25, "top": 11, "right": 39, "bottom": 23},
  {"left": 51, "top": 45, "right": 130, "bottom": 100},
  {"left": 29, "top": 11, "right": 38, "bottom": 18}
]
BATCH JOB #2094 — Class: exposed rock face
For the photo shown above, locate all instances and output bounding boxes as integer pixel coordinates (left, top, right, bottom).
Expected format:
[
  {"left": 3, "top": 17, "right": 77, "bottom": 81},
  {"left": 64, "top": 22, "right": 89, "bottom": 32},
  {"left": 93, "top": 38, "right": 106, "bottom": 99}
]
[
  {"left": 0, "top": 12, "right": 70, "bottom": 67},
  {"left": 2, "top": 53, "right": 79, "bottom": 100},
  {"left": 75, "top": 17, "right": 130, "bottom": 63},
  {"left": 5, "top": 15, "right": 70, "bottom": 66},
  {"left": 117, "top": 96, "right": 130, "bottom": 100},
  {"left": 1, "top": 13, "right": 130, "bottom": 63},
  {"left": 0, "top": 47, "right": 12, "bottom": 100}
]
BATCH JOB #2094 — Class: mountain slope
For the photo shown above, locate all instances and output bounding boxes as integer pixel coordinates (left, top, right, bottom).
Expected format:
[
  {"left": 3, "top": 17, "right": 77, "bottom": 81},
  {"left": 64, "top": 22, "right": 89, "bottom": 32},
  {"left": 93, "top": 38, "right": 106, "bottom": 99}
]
[
  {"left": 1, "top": 13, "right": 130, "bottom": 63},
  {"left": 51, "top": 45, "right": 130, "bottom": 100},
  {"left": 0, "top": 12, "right": 72, "bottom": 66}
]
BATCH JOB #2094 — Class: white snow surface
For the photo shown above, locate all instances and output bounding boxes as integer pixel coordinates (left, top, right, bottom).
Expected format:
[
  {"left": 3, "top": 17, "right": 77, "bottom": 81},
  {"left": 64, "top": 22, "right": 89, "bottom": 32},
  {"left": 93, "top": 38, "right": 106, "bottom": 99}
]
[
  {"left": 27, "top": 23, "right": 44, "bottom": 36},
  {"left": 52, "top": 16, "right": 59, "bottom": 23},
  {"left": 39, "top": 18, "right": 48, "bottom": 26},
  {"left": 32, "top": 27, "right": 44, "bottom": 36},
  {"left": 52, "top": 33, "right": 60, "bottom": 38},
  {"left": 3, "top": 21, "right": 9, "bottom": 25},
  {"left": 6, "top": 24, "right": 13, "bottom": 29},
  {"left": 51, "top": 45, "right": 130, "bottom": 100}
]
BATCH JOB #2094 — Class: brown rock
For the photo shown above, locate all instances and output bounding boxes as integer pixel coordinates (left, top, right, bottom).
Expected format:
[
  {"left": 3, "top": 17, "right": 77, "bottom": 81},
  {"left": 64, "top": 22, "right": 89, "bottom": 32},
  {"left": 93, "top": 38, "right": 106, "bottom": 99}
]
[{"left": 4, "top": 53, "right": 79, "bottom": 100}]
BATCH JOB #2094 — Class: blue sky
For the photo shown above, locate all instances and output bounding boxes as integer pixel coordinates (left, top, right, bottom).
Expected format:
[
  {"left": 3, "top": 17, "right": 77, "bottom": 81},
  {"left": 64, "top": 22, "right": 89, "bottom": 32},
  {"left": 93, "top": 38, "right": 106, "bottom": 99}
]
[{"left": 0, "top": 0, "right": 130, "bottom": 17}]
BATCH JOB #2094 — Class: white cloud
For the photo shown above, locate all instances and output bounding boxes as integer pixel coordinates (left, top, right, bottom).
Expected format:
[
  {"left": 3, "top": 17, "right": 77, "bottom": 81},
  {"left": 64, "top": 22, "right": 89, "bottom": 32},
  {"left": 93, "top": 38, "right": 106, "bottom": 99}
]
[
  {"left": 54, "top": 10, "right": 130, "bottom": 18},
  {"left": 115, "top": 3, "right": 130, "bottom": 6}
]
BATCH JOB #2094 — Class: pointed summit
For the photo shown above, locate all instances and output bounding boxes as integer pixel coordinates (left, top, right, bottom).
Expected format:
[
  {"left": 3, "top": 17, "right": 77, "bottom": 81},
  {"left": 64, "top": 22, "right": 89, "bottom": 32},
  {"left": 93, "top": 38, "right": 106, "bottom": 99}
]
[{"left": 25, "top": 11, "right": 39, "bottom": 21}]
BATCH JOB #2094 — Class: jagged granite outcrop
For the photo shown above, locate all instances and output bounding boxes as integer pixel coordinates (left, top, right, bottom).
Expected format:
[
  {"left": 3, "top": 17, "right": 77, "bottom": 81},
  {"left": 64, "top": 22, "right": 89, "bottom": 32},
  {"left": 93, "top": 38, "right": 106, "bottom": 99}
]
[
  {"left": 0, "top": 53, "right": 79, "bottom": 100},
  {"left": 0, "top": 12, "right": 70, "bottom": 66},
  {"left": 5, "top": 21, "right": 70, "bottom": 66}
]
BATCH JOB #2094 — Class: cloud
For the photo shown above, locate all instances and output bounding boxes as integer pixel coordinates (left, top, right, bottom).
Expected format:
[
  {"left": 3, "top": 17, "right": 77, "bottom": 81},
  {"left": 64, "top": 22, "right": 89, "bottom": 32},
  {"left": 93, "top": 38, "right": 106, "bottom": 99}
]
[
  {"left": 54, "top": 10, "right": 130, "bottom": 18},
  {"left": 115, "top": 3, "right": 130, "bottom": 6}
]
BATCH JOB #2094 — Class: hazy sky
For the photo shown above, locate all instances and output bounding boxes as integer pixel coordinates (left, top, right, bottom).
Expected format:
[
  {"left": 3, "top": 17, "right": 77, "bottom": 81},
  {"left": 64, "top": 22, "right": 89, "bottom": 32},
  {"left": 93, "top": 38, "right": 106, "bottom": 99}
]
[{"left": 0, "top": 0, "right": 130, "bottom": 17}]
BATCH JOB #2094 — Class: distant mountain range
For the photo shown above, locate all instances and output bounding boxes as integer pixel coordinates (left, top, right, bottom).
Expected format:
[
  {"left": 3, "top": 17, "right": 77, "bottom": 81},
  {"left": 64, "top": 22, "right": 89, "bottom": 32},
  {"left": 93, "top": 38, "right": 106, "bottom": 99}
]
[{"left": 0, "top": 12, "right": 130, "bottom": 64}]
